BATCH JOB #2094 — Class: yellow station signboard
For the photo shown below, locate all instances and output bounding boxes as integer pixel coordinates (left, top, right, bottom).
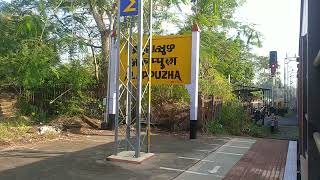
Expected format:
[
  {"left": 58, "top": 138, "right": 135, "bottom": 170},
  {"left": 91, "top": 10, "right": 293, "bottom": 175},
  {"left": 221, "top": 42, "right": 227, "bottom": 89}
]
[{"left": 120, "top": 35, "right": 192, "bottom": 85}]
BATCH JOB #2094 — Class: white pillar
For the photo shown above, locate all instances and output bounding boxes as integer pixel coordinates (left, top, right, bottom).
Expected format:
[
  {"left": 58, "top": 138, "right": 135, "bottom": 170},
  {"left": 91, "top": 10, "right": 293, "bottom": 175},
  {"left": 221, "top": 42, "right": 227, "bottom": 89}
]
[
  {"left": 109, "top": 33, "right": 117, "bottom": 115},
  {"left": 103, "top": 32, "right": 117, "bottom": 130},
  {"left": 186, "top": 23, "right": 200, "bottom": 139}
]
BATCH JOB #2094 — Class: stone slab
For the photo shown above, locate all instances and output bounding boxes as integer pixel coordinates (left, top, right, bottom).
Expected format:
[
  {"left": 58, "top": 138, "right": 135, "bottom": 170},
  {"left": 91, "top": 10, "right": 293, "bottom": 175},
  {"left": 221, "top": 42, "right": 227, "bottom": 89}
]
[{"left": 107, "top": 151, "right": 155, "bottom": 164}]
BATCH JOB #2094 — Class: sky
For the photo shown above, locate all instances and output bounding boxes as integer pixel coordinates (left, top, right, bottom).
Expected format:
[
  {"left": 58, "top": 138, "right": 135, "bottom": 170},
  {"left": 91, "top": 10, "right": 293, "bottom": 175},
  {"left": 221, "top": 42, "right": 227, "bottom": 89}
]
[{"left": 235, "top": 0, "right": 301, "bottom": 86}]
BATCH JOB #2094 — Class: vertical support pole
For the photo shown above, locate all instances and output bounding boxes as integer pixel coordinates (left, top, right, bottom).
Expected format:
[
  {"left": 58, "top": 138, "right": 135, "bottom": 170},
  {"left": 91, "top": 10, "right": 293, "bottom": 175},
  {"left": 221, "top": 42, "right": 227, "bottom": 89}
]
[
  {"left": 265, "top": 90, "right": 267, "bottom": 107},
  {"left": 266, "top": 90, "right": 268, "bottom": 107},
  {"left": 262, "top": 90, "right": 265, "bottom": 106},
  {"left": 103, "top": 32, "right": 116, "bottom": 130},
  {"left": 269, "top": 89, "right": 271, "bottom": 107},
  {"left": 289, "top": 75, "right": 291, "bottom": 108},
  {"left": 103, "top": 35, "right": 112, "bottom": 127},
  {"left": 187, "top": 23, "right": 200, "bottom": 139},
  {"left": 269, "top": 90, "right": 271, "bottom": 107},
  {"left": 106, "top": 33, "right": 118, "bottom": 131},
  {"left": 272, "top": 76, "right": 275, "bottom": 107},
  {"left": 125, "top": 18, "right": 134, "bottom": 151},
  {"left": 114, "top": 0, "right": 121, "bottom": 155},
  {"left": 284, "top": 57, "right": 287, "bottom": 107},
  {"left": 266, "top": 89, "right": 269, "bottom": 109},
  {"left": 135, "top": 0, "right": 144, "bottom": 158},
  {"left": 147, "top": 0, "right": 153, "bottom": 153},
  {"left": 289, "top": 75, "right": 291, "bottom": 106}
]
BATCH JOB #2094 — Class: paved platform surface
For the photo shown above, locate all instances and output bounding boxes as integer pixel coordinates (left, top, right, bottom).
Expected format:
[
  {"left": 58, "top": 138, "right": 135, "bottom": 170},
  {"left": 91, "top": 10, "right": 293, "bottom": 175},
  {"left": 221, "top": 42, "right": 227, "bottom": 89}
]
[
  {"left": 0, "top": 133, "right": 233, "bottom": 180},
  {"left": 265, "top": 114, "right": 299, "bottom": 140},
  {"left": 264, "top": 113, "right": 298, "bottom": 126},
  {"left": 223, "top": 139, "right": 289, "bottom": 180},
  {"left": 0, "top": 133, "right": 291, "bottom": 180},
  {"left": 170, "top": 138, "right": 256, "bottom": 180}
]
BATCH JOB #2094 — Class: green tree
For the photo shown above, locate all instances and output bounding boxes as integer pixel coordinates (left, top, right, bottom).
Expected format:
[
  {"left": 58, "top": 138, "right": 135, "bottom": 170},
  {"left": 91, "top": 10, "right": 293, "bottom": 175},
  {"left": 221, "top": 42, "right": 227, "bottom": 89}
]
[
  {"left": 0, "top": 10, "right": 59, "bottom": 88},
  {"left": 2, "top": 0, "right": 189, "bottom": 90},
  {"left": 180, "top": 0, "right": 262, "bottom": 98}
]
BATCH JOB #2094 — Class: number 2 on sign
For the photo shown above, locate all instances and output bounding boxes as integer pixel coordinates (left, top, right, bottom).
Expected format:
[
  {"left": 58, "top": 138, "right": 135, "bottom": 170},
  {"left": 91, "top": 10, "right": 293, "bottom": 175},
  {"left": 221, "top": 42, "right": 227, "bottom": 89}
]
[{"left": 124, "top": 0, "right": 136, "bottom": 13}]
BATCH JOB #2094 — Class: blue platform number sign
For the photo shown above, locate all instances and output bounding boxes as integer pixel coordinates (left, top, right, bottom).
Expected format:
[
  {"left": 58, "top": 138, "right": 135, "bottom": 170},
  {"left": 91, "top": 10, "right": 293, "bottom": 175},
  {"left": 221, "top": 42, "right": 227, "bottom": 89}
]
[{"left": 120, "top": 0, "right": 138, "bottom": 17}]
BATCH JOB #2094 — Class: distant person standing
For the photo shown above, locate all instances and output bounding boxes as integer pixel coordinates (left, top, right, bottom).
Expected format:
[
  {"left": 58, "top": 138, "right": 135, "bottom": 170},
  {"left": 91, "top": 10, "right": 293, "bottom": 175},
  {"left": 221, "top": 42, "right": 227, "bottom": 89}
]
[{"left": 270, "top": 112, "right": 278, "bottom": 133}]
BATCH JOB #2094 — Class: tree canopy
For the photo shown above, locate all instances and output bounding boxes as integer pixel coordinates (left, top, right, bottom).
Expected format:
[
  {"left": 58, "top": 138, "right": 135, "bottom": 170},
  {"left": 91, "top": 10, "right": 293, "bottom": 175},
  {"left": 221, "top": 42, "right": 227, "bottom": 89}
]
[{"left": 0, "top": 0, "right": 266, "bottom": 118}]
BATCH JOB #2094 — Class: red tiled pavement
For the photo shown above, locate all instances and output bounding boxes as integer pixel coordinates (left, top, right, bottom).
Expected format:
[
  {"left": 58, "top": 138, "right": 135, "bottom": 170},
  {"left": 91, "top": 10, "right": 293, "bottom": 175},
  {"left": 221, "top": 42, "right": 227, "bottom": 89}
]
[{"left": 223, "top": 139, "right": 289, "bottom": 180}]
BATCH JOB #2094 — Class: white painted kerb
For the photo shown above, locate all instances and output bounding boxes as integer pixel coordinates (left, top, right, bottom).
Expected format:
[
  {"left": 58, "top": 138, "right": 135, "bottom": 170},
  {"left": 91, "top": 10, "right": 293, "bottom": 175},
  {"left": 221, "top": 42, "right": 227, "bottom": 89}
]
[{"left": 284, "top": 141, "right": 297, "bottom": 180}]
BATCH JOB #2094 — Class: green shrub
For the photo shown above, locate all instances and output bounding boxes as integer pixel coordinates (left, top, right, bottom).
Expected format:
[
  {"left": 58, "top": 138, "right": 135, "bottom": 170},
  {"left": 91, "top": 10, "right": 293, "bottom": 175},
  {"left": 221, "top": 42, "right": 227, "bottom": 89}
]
[
  {"left": 205, "top": 101, "right": 270, "bottom": 137},
  {"left": 152, "top": 84, "right": 189, "bottom": 104},
  {"left": 205, "top": 120, "right": 225, "bottom": 134},
  {"left": 16, "top": 60, "right": 101, "bottom": 122},
  {"left": 245, "top": 123, "right": 269, "bottom": 137},
  {"left": 205, "top": 100, "right": 271, "bottom": 137},
  {"left": 17, "top": 96, "right": 48, "bottom": 123},
  {"left": 54, "top": 92, "right": 103, "bottom": 117},
  {"left": 216, "top": 101, "right": 251, "bottom": 135}
]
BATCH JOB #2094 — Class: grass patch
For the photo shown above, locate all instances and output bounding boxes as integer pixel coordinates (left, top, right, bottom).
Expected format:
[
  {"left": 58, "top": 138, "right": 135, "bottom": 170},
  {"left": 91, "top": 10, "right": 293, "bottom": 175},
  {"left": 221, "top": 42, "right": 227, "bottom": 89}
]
[
  {"left": 205, "top": 120, "right": 226, "bottom": 135},
  {"left": 244, "top": 123, "right": 270, "bottom": 138},
  {"left": 0, "top": 117, "right": 33, "bottom": 142},
  {"left": 206, "top": 120, "right": 270, "bottom": 138},
  {"left": 43, "top": 132, "right": 59, "bottom": 140}
]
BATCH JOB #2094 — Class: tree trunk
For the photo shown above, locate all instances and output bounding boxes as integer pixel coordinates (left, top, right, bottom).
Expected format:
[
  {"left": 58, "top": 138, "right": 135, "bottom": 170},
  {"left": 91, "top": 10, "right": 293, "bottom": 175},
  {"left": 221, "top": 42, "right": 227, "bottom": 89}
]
[
  {"left": 90, "top": 45, "right": 99, "bottom": 82},
  {"left": 88, "top": 0, "right": 115, "bottom": 97},
  {"left": 100, "top": 31, "right": 109, "bottom": 96}
]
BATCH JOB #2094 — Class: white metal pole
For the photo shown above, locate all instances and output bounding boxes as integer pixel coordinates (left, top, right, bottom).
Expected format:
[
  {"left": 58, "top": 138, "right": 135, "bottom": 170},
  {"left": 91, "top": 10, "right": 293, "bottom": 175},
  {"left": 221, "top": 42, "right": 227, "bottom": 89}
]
[
  {"left": 104, "top": 41, "right": 112, "bottom": 125},
  {"left": 108, "top": 33, "right": 117, "bottom": 127},
  {"left": 272, "top": 76, "right": 275, "bottom": 107},
  {"left": 147, "top": 0, "right": 153, "bottom": 153},
  {"left": 135, "top": 0, "right": 144, "bottom": 158},
  {"left": 114, "top": 0, "right": 121, "bottom": 155},
  {"left": 187, "top": 23, "right": 200, "bottom": 139},
  {"left": 284, "top": 57, "right": 287, "bottom": 107}
]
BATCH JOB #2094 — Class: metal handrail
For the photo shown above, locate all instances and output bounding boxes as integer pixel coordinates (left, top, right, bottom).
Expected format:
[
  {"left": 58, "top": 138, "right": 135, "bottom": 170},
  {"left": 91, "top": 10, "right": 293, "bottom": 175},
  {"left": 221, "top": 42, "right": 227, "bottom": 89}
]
[{"left": 313, "top": 132, "right": 320, "bottom": 153}]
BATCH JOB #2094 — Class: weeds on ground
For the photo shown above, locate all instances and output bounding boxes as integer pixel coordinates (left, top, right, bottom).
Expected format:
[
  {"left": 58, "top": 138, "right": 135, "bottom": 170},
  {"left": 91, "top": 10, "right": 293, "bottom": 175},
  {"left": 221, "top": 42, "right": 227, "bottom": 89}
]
[
  {"left": 43, "top": 132, "right": 59, "bottom": 140},
  {"left": 243, "top": 123, "right": 270, "bottom": 138},
  {"left": 206, "top": 119, "right": 270, "bottom": 137},
  {"left": 0, "top": 117, "right": 33, "bottom": 142},
  {"left": 205, "top": 120, "right": 226, "bottom": 135}
]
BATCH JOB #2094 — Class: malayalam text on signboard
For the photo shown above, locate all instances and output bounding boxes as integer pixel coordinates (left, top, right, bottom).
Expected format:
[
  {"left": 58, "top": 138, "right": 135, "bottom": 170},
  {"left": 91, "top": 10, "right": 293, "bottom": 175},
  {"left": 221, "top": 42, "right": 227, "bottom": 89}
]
[{"left": 120, "top": 35, "right": 192, "bottom": 85}]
